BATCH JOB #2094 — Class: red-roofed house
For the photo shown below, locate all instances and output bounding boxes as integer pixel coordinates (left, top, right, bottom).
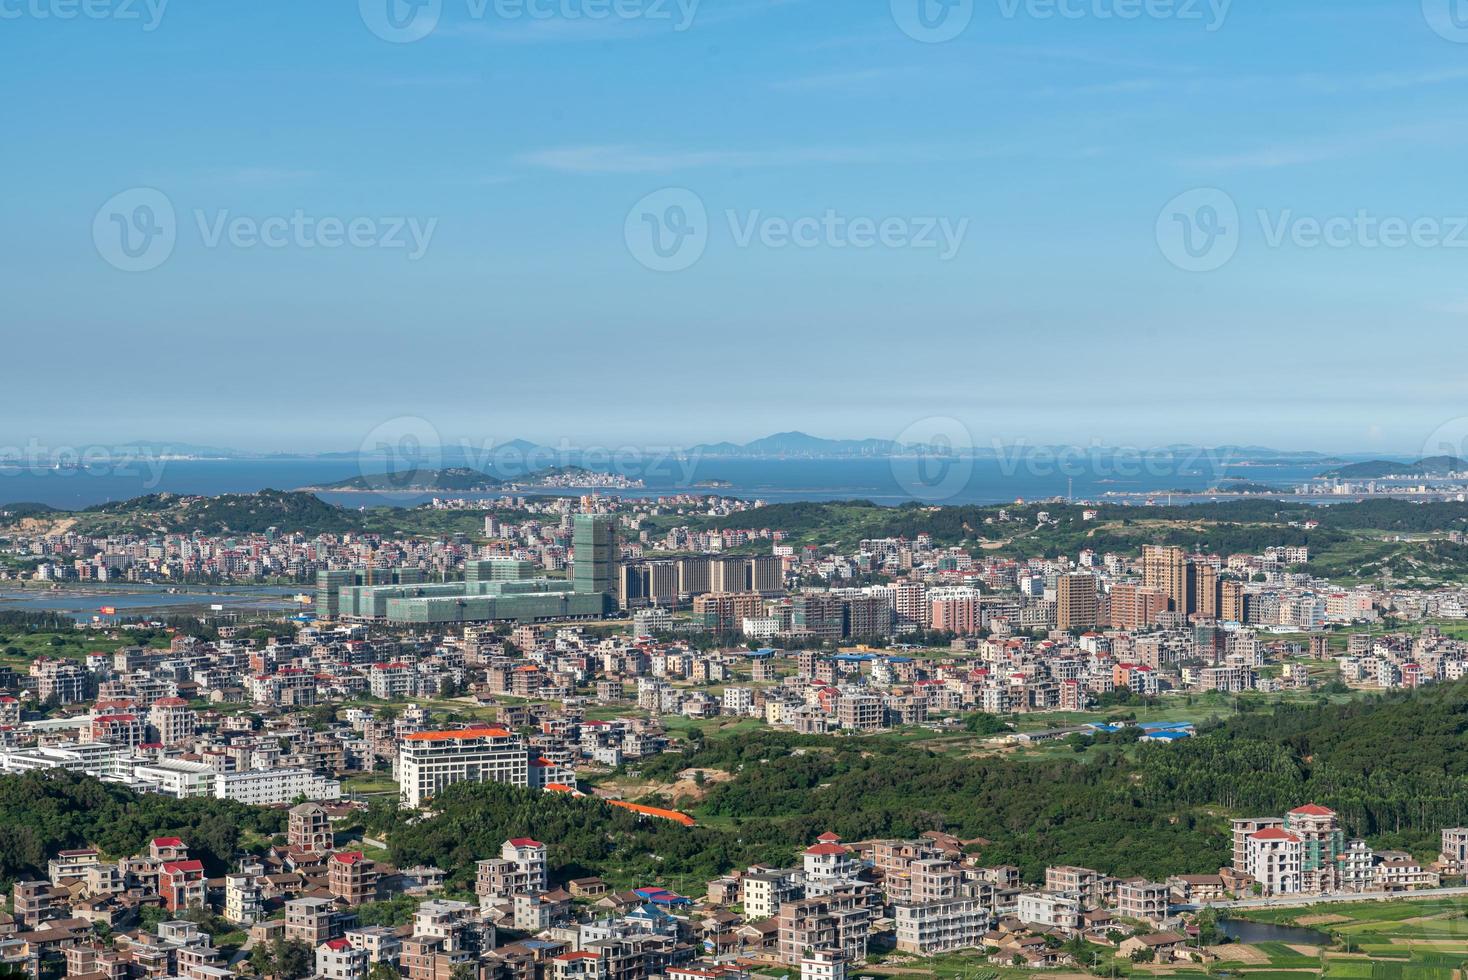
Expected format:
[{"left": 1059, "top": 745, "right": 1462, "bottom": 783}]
[
  {"left": 328, "top": 851, "right": 380, "bottom": 905},
  {"left": 150, "top": 838, "right": 187, "bottom": 861},
  {"left": 1245, "top": 829, "right": 1302, "bottom": 895},
  {"left": 159, "top": 859, "right": 206, "bottom": 911},
  {"left": 477, "top": 838, "right": 548, "bottom": 903},
  {"left": 551, "top": 951, "right": 604, "bottom": 980},
  {"left": 803, "top": 838, "right": 857, "bottom": 887},
  {"left": 1288, "top": 804, "right": 1335, "bottom": 817},
  {"left": 317, "top": 936, "right": 367, "bottom": 980}
]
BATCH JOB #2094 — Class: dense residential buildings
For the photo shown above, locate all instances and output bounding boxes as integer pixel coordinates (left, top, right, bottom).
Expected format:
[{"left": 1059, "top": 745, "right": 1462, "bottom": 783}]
[{"left": 2, "top": 504, "right": 1463, "bottom": 980}]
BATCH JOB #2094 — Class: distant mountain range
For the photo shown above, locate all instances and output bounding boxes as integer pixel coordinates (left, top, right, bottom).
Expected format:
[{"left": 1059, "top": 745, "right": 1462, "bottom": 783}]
[
  {"left": 58, "top": 434, "right": 1361, "bottom": 463},
  {"left": 1320, "top": 456, "right": 1468, "bottom": 479},
  {"left": 686, "top": 431, "right": 940, "bottom": 457}
]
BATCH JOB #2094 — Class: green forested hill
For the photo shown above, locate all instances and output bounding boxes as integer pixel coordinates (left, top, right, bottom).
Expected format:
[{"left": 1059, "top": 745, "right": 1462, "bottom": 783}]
[
  {"left": 70, "top": 490, "right": 360, "bottom": 534},
  {"left": 376, "top": 682, "right": 1468, "bottom": 892},
  {"left": 0, "top": 771, "right": 283, "bottom": 885}
]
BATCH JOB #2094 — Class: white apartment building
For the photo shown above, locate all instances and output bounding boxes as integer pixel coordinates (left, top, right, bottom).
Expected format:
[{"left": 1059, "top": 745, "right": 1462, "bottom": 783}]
[
  {"left": 1245, "top": 828, "right": 1302, "bottom": 895},
  {"left": 722, "top": 688, "right": 755, "bottom": 716},
  {"left": 742, "top": 869, "right": 804, "bottom": 920},
  {"left": 0, "top": 742, "right": 123, "bottom": 777},
  {"left": 147, "top": 697, "right": 196, "bottom": 746},
  {"left": 316, "top": 939, "right": 368, "bottom": 980},
  {"left": 133, "top": 760, "right": 217, "bottom": 798},
  {"left": 893, "top": 897, "right": 990, "bottom": 954},
  {"left": 369, "top": 663, "right": 417, "bottom": 700},
  {"left": 397, "top": 727, "right": 530, "bottom": 808},
  {"left": 224, "top": 873, "right": 264, "bottom": 925},
  {"left": 215, "top": 768, "right": 342, "bottom": 805},
  {"left": 476, "top": 838, "right": 548, "bottom": 905},
  {"left": 801, "top": 950, "right": 846, "bottom": 980},
  {"left": 743, "top": 616, "right": 782, "bottom": 640},
  {"left": 803, "top": 838, "right": 860, "bottom": 894},
  {"left": 1017, "top": 891, "right": 1083, "bottom": 934}
]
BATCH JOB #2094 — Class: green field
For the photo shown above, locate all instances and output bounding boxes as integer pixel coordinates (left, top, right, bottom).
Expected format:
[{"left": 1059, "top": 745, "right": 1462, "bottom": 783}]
[
  {"left": 341, "top": 773, "right": 400, "bottom": 796},
  {"left": 0, "top": 626, "right": 168, "bottom": 670},
  {"left": 1211, "top": 899, "right": 1468, "bottom": 980}
]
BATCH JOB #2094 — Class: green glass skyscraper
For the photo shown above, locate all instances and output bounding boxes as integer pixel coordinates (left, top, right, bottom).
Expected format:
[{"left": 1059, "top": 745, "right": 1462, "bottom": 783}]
[{"left": 572, "top": 514, "right": 619, "bottom": 603}]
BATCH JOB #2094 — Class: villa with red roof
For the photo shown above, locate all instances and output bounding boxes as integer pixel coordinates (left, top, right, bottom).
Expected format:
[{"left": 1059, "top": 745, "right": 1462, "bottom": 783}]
[{"left": 158, "top": 859, "right": 206, "bottom": 911}]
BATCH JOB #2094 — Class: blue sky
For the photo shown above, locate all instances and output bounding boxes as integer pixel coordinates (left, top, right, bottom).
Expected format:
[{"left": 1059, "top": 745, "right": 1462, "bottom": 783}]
[{"left": 4, "top": 0, "right": 1468, "bottom": 455}]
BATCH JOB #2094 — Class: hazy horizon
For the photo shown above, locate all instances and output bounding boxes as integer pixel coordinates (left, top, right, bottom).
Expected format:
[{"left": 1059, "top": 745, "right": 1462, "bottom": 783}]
[
  {"left": 1, "top": 425, "right": 1465, "bottom": 460},
  {"left": 7, "top": 1, "right": 1468, "bottom": 455}
]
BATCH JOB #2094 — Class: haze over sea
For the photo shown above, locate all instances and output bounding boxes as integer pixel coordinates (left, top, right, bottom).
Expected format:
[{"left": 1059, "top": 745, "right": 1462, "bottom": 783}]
[{"left": 0, "top": 455, "right": 1342, "bottom": 511}]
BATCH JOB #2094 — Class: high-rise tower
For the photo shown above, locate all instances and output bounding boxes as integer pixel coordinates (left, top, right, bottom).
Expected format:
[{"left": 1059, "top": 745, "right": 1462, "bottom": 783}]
[{"left": 572, "top": 514, "right": 619, "bottom": 604}]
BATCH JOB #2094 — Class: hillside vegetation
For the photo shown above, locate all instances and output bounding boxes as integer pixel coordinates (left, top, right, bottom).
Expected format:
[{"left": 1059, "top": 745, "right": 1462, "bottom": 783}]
[
  {"left": 372, "top": 682, "right": 1468, "bottom": 892},
  {"left": 0, "top": 771, "right": 284, "bottom": 886}
]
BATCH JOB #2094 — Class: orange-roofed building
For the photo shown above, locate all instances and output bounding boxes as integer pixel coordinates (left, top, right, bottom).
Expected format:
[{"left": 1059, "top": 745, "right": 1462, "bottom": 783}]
[{"left": 398, "top": 726, "right": 531, "bottom": 808}]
